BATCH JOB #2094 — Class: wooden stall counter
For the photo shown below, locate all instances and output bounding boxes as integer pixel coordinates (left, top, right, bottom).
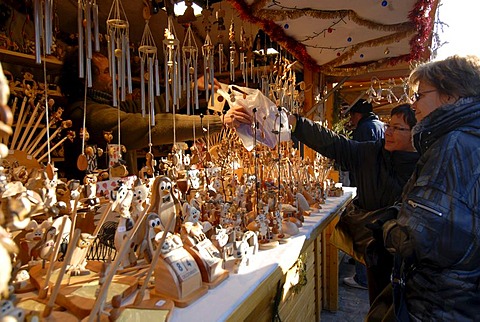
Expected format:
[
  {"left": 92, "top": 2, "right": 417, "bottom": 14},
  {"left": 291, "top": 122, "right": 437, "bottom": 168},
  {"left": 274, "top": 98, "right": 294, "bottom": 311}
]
[{"left": 169, "top": 187, "right": 356, "bottom": 321}]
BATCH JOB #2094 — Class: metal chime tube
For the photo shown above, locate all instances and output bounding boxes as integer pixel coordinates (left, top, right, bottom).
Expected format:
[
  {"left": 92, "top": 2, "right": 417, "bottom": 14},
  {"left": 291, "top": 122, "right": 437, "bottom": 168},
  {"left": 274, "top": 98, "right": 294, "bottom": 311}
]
[
  {"left": 155, "top": 59, "right": 160, "bottom": 96},
  {"left": 77, "top": 0, "right": 84, "bottom": 76},
  {"left": 34, "top": 0, "right": 42, "bottom": 64},
  {"left": 120, "top": 36, "right": 126, "bottom": 101},
  {"left": 194, "top": 54, "right": 199, "bottom": 111},
  {"left": 93, "top": 2, "right": 100, "bottom": 51},
  {"left": 126, "top": 36, "right": 132, "bottom": 93},
  {"left": 203, "top": 55, "right": 208, "bottom": 103},
  {"left": 164, "top": 59, "right": 169, "bottom": 112},
  {"left": 210, "top": 55, "right": 214, "bottom": 106},
  {"left": 186, "top": 57, "right": 190, "bottom": 115},
  {"left": 86, "top": 57, "right": 92, "bottom": 87},
  {"left": 177, "top": 48, "right": 182, "bottom": 102},
  {"left": 45, "top": 0, "right": 54, "bottom": 55},
  {"left": 85, "top": 1, "right": 92, "bottom": 59},
  {"left": 140, "top": 57, "right": 145, "bottom": 117},
  {"left": 110, "top": 32, "right": 117, "bottom": 106},
  {"left": 149, "top": 57, "right": 155, "bottom": 126}
]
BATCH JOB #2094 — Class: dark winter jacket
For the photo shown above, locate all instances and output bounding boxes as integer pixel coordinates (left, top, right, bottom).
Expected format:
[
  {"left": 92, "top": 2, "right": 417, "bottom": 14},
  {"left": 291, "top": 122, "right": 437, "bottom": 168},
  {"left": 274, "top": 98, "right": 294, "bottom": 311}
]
[
  {"left": 292, "top": 116, "right": 418, "bottom": 211},
  {"left": 383, "top": 96, "right": 480, "bottom": 321},
  {"left": 353, "top": 113, "right": 385, "bottom": 142},
  {"left": 350, "top": 113, "right": 384, "bottom": 187}
]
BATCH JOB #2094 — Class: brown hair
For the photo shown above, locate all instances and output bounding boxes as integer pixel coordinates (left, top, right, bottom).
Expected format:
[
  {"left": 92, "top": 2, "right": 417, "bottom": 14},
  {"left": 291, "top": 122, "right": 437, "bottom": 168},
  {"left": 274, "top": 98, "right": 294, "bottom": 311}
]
[{"left": 409, "top": 55, "right": 480, "bottom": 98}]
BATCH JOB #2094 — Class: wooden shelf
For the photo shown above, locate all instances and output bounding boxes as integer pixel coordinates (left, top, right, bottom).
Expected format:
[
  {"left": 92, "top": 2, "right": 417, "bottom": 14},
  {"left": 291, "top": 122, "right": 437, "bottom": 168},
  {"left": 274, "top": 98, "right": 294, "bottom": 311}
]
[{"left": 0, "top": 48, "right": 62, "bottom": 71}]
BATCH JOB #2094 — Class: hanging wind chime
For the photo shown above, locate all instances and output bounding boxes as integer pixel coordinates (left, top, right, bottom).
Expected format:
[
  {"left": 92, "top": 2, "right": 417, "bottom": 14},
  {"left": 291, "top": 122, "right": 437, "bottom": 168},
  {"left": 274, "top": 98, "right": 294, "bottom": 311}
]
[
  {"left": 202, "top": 33, "right": 215, "bottom": 107},
  {"left": 163, "top": 16, "right": 181, "bottom": 114},
  {"left": 33, "top": 0, "right": 54, "bottom": 64},
  {"left": 106, "top": 0, "right": 132, "bottom": 107},
  {"left": 138, "top": 7, "right": 161, "bottom": 125},
  {"left": 182, "top": 25, "right": 199, "bottom": 116},
  {"left": 77, "top": 0, "right": 101, "bottom": 86},
  {"left": 76, "top": 0, "right": 101, "bottom": 171}
]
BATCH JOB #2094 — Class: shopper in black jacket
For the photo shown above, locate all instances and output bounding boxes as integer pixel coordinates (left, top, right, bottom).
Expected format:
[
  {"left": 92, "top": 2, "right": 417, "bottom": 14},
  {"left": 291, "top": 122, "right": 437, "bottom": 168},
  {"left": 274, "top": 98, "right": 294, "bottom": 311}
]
[{"left": 288, "top": 104, "right": 419, "bottom": 304}]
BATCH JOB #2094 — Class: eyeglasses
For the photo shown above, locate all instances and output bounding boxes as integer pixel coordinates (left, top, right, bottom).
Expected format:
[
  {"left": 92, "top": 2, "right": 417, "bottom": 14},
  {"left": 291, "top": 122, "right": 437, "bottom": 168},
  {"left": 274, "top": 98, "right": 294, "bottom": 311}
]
[
  {"left": 384, "top": 124, "right": 410, "bottom": 132},
  {"left": 411, "top": 89, "right": 436, "bottom": 102}
]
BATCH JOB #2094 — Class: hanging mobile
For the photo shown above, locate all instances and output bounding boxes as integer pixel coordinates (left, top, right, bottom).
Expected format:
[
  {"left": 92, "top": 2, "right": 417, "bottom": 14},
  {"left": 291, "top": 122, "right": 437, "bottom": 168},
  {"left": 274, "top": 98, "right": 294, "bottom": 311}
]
[
  {"left": 76, "top": 0, "right": 101, "bottom": 171},
  {"left": 106, "top": 0, "right": 132, "bottom": 107},
  {"left": 139, "top": 2, "right": 161, "bottom": 122},
  {"left": 163, "top": 16, "right": 181, "bottom": 113},
  {"left": 183, "top": 25, "right": 199, "bottom": 115}
]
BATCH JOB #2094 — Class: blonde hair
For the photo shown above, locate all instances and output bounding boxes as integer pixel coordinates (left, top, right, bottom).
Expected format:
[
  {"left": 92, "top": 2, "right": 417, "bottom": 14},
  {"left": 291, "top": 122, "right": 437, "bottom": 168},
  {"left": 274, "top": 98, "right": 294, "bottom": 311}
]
[{"left": 409, "top": 55, "right": 480, "bottom": 98}]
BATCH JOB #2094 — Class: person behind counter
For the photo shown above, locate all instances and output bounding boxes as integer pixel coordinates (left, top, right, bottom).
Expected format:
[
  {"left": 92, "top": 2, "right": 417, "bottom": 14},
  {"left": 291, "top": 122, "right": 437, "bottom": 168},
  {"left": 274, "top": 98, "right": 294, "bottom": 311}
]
[
  {"left": 58, "top": 48, "right": 251, "bottom": 179},
  {"left": 377, "top": 55, "right": 480, "bottom": 321},
  {"left": 288, "top": 104, "right": 419, "bottom": 304}
]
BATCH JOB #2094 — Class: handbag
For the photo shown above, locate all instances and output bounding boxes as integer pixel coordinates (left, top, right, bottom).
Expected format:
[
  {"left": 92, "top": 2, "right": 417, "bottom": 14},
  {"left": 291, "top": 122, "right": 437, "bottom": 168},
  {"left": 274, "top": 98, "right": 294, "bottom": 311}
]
[{"left": 330, "top": 199, "right": 390, "bottom": 264}]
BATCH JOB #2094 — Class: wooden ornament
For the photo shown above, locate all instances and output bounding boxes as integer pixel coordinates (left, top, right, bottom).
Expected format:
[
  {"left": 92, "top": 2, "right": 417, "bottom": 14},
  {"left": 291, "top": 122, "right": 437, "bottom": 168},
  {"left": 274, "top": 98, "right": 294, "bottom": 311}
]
[{"left": 77, "top": 154, "right": 88, "bottom": 171}]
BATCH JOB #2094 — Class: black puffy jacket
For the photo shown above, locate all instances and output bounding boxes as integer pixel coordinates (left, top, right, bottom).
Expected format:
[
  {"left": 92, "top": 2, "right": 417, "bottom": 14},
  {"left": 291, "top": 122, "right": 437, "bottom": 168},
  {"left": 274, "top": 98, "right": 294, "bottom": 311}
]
[
  {"left": 384, "top": 97, "right": 480, "bottom": 321},
  {"left": 292, "top": 117, "right": 418, "bottom": 212}
]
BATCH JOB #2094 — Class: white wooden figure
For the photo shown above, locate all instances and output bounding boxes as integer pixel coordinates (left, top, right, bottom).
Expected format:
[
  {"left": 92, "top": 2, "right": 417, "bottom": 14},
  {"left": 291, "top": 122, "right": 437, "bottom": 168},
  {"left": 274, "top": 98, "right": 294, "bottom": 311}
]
[
  {"left": 67, "top": 232, "right": 95, "bottom": 275},
  {"left": 233, "top": 230, "right": 258, "bottom": 273},
  {"left": 113, "top": 184, "right": 135, "bottom": 268}
]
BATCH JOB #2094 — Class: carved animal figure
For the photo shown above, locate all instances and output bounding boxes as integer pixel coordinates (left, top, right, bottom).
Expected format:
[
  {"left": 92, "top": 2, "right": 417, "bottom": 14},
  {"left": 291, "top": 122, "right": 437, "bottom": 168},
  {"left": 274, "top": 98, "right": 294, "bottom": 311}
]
[
  {"left": 68, "top": 232, "right": 95, "bottom": 276},
  {"left": 147, "top": 176, "right": 178, "bottom": 233}
]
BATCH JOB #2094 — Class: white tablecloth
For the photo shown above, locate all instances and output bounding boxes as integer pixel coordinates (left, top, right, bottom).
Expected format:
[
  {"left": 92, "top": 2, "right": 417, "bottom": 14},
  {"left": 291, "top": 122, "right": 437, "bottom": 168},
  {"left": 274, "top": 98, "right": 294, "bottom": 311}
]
[{"left": 171, "top": 188, "right": 355, "bottom": 321}]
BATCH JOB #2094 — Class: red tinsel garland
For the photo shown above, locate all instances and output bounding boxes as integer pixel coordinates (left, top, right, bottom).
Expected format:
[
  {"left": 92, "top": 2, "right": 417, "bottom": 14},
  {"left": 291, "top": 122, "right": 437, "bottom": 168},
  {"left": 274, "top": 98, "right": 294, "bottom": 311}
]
[{"left": 226, "top": 0, "right": 438, "bottom": 74}]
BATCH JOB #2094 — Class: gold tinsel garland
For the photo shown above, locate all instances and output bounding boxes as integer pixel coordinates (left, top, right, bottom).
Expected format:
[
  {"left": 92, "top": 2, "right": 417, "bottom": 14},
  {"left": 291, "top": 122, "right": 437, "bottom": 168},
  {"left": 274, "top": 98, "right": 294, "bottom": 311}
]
[
  {"left": 257, "top": 9, "right": 414, "bottom": 33},
  {"left": 321, "top": 29, "right": 416, "bottom": 69}
]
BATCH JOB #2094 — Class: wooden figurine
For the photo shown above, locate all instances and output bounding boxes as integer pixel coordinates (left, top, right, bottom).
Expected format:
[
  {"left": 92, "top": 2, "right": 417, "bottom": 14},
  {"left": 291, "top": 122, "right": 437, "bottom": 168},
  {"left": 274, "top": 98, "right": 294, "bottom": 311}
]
[
  {"left": 232, "top": 230, "right": 258, "bottom": 274},
  {"left": 152, "top": 230, "right": 207, "bottom": 307},
  {"left": 147, "top": 176, "right": 178, "bottom": 233},
  {"left": 113, "top": 184, "right": 136, "bottom": 268},
  {"left": 181, "top": 201, "right": 228, "bottom": 288},
  {"left": 136, "top": 212, "right": 162, "bottom": 263},
  {"left": 67, "top": 232, "right": 95, "bottom": 276}
]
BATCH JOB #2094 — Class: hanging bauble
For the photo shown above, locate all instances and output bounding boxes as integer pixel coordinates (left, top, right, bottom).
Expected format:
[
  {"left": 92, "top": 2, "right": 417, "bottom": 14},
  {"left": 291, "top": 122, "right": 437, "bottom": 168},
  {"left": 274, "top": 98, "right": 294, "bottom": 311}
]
[
  {"left": 347, "top": 37, "right": 352, "bottom": 42},
  {"left": 284, "top": 23, "right": 289, "bottom": 29},
  {"left": 381, "top": 1, "right": 388, "bottom": 7}
]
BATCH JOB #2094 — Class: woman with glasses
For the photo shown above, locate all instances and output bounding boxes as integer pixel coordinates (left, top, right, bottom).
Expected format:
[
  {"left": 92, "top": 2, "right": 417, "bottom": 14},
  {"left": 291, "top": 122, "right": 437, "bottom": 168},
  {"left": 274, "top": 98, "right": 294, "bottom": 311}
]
[
  {"left": 288, "top": 103, "right": 419, "bottom": 305},
  {"left": 380, "top": 55, "right": 480, "bottom": 321}
]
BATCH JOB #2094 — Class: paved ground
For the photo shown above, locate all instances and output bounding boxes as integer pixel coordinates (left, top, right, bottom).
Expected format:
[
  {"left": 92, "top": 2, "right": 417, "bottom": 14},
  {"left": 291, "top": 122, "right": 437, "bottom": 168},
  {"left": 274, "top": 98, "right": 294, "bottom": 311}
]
[{"left": 321, "top": 252, "right": 370, "bottom": 322}]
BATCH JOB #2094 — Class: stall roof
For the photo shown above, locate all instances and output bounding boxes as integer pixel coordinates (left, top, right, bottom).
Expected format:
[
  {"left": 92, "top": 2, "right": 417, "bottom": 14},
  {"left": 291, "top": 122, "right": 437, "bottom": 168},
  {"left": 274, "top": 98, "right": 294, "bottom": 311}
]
[{"left": 226, "top": 0, "right": 439, "bottom": 76}]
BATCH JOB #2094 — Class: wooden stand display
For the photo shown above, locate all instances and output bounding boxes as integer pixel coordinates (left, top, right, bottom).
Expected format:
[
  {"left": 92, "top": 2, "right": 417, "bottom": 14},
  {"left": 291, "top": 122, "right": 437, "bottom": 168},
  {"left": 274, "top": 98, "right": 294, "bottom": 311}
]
[
  {"left": 152, "top": 241, "right": 207, "bottom": 307},
  {"left": 185, "top": 239, "right": 229, "bottom": 288},
  {"left": 29, "top": 261, "right": 138, "bottom": 319},
  {"left": 109, "top": 296, "right": 175, "bottom": 322}
]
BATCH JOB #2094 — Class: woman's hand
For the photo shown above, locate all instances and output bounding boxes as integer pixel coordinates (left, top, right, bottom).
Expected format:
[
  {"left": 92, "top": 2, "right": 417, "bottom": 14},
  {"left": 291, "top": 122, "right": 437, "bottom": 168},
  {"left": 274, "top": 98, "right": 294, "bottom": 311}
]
[{"left": 223, "top": 105, "right": 252, "bottom": 129}]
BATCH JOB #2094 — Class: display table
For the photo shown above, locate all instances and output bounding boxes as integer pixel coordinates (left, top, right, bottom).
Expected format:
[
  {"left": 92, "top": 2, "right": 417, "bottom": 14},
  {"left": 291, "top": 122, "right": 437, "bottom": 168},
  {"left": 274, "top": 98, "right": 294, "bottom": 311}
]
[{"left": 170, "top": 187, "right": 355, "bottom": 321}]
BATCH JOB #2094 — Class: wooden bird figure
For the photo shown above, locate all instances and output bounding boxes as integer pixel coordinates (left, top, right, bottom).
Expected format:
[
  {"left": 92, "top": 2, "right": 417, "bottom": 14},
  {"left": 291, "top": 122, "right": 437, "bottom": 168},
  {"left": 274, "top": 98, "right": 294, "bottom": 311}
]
[
  {"left": 138, "top": 212, "right": 162, "bottom": 263},
  {"left": 68, "top": 232, "right": 95, "bottom": 276},
  {"left": 147, "top": 176, "right": 178, "bottom": 233}
]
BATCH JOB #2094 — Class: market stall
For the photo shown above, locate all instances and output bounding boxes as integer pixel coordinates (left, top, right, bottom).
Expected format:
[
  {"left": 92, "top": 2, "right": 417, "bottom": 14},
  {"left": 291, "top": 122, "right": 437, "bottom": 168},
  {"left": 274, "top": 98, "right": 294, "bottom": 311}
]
[{"left": 0, "top": 0, "right": 438, "bottom": 321}]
